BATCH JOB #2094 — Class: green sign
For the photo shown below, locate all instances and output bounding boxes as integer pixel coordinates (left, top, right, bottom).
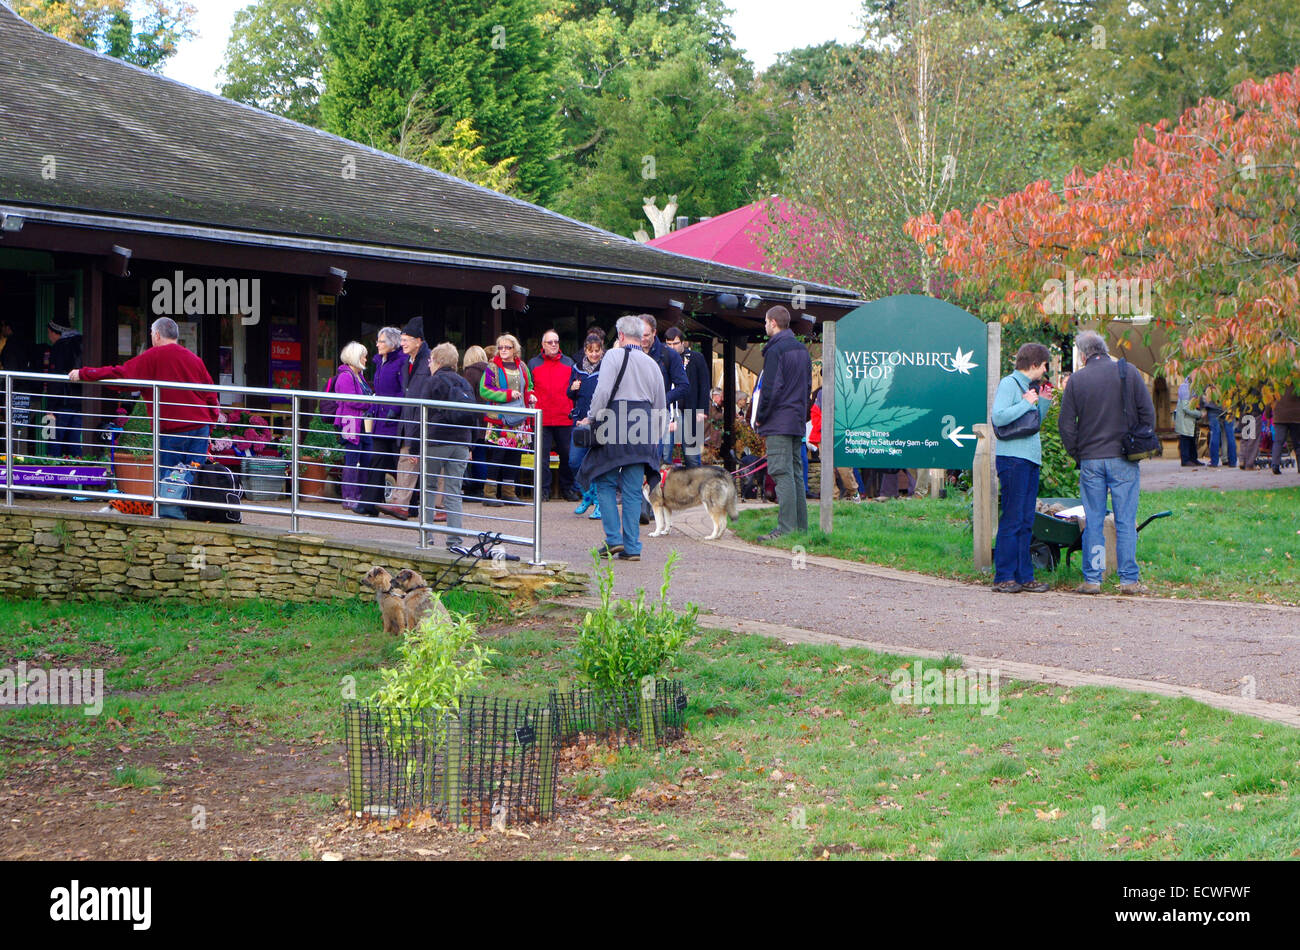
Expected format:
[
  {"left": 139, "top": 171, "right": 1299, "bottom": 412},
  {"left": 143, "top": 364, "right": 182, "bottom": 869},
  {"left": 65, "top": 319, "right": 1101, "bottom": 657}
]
[{"left": 833, "top": 295, "right": 988, "bottom": 469}]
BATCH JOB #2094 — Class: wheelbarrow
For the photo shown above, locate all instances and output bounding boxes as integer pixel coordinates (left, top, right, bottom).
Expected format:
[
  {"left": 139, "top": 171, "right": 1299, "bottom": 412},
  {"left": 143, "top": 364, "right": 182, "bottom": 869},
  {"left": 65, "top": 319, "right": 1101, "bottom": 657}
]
[{"left": 1029, "top": 497, "right": 1172, "bottom": 572}]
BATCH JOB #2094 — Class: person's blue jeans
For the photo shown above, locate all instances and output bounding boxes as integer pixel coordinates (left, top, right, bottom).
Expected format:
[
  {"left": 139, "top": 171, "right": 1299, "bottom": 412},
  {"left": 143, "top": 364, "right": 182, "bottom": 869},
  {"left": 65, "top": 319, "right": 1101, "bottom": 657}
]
[
  {"left": 1207, "top": 413, "right": 1236, "bottom": 466},
  {"left": 1079, "top": 456, "right": 1141, "bottom": 584},
  {"left": 994, "top": 455, "right": 1039, "bottom": 584},
  {"left": 595, "top": 464, "right": 645, "bottom": 555},
  {"left": 158, "top": 425, "right": 209, "bottom": 518},
  {"left": 158, "top": 425, "right": 209, "bottom": 472}
]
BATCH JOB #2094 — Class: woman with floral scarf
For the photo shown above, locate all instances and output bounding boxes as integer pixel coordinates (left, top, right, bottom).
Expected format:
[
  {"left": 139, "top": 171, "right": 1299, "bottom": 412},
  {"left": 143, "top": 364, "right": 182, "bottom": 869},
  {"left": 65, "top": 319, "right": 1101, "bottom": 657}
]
[{"left": 478, "top": 333, "right": 537, "bottom": 507}]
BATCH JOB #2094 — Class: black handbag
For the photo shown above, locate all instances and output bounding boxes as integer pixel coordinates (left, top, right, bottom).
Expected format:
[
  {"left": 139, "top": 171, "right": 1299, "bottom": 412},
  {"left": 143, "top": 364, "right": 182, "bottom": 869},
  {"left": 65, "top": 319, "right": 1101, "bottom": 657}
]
[
  {"left": 580, "top": 347, "right": 632, "bottom": 448},
  {"left": 992, "top": 376, "right": 1042, "bottom": 440},
  {"left": 1119, "top": 359, "right": 1162, "bottom": 460}
]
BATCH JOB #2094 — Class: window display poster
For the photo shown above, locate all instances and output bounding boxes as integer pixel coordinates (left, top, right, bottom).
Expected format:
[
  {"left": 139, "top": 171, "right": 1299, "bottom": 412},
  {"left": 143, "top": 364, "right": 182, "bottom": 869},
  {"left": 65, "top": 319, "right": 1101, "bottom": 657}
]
[
  {"left": 177, "top": 319, "right": 200, "bottom": 355},
  {"left": 270, "top": 315, "right": 301, "bottom": 402}
]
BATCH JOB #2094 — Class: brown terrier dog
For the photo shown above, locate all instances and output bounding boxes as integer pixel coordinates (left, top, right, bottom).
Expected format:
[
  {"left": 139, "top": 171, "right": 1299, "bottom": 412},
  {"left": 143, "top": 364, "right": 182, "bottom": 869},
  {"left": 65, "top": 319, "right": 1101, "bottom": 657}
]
[
  {"left": 392, "top": 568, "right": 451, "bottom": 629},
  {"left": 361, "top": 566, "right": 408, "bottom": 633}
]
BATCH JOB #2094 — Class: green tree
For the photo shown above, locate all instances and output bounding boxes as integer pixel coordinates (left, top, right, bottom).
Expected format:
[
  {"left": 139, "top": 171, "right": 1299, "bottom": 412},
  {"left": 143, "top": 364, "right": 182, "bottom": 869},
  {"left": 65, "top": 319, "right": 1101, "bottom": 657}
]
[
  {"left": 764, "top": 0, "right": 1061, "bottom": 298},
  {"left": 15, "top": 0, "right": 196, "bottom": 69},
  {"left": 1003, "top": 0, "right": 1300, "bottom": 170},
  {"left": 417, "top": 117, "right": 519, "bottom": 195},
  {"left": 319, "top": 0, "right": 563, "bottom": 203},
  {"left": 544, "top": 4, "right": 774, "bottom": 235},
  {"left": 219, "top": 0, "right": 325, "bottom": 127}
]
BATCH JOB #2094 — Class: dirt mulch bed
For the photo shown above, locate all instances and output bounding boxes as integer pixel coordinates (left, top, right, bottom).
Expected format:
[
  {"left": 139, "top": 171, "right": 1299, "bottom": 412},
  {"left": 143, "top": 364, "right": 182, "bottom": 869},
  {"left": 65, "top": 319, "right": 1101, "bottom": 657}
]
[{"left": 0, "top": 738, "right": 706, "bottom": 861}]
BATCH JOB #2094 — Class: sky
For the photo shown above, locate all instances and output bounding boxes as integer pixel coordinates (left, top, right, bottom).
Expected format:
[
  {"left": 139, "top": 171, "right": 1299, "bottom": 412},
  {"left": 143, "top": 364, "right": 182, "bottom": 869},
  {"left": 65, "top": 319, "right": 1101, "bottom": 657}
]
[{"left": 161, "top": 0, "right": 867, "bottom": 93}]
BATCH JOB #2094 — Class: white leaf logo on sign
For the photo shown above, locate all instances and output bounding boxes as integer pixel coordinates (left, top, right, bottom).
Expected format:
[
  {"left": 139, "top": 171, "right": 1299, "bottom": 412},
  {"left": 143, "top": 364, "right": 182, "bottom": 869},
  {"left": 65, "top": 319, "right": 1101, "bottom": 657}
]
[{"left": 950, "top": 348, "right": 978, "bottom": 375}]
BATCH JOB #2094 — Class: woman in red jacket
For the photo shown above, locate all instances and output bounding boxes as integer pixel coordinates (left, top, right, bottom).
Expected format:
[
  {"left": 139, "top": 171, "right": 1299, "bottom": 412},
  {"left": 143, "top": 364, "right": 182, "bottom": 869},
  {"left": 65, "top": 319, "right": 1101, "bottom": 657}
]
[{"left": 527, "top": 329, "right": 580, "bottom": 502}]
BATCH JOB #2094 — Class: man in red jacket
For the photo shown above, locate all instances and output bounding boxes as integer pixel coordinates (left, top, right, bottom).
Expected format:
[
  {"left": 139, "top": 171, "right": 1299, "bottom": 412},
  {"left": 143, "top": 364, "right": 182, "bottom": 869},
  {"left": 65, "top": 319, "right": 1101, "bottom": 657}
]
[
  {"left": 527, "top": 329, "right": 580, "bottom": 502},
  {"left": 72, "top": 316, "right": 220, "bottom": 477}
]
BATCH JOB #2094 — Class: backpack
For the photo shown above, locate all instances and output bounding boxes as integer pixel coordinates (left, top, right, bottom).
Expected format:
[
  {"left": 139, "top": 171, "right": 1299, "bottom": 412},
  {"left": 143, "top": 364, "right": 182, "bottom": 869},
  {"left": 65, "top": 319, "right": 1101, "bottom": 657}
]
[
  {"left": 186, "top": 461, "right": 243, "bottom": 523},
  {"left": 436, "top": 372, "right": 481, "bottom": 436}
]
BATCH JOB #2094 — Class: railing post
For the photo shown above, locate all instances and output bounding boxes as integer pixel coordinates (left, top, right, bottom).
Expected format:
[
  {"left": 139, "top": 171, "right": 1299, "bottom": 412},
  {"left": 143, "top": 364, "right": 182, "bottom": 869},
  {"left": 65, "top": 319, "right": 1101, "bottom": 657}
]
[
  {"left": 418, "top": 404, "right": 428, "bottom": 550},
  {"left": 150, "top": 384, "right": 160, "bottom": 519},
  {"left": 290, "top": 394, "right": 300, "bottom": 533},
  {"left": 532, "top": 408, "right": 542, "bottom": 565},
  {"left": 4, "top": 373, "right": 12, "bottom": 509}
]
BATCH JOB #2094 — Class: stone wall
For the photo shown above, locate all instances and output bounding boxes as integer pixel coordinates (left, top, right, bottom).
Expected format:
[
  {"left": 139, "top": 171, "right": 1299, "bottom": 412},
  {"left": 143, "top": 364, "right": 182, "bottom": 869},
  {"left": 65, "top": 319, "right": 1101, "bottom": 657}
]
[{"left": 0, "top": 508, "right": 588, "bottom": 603}]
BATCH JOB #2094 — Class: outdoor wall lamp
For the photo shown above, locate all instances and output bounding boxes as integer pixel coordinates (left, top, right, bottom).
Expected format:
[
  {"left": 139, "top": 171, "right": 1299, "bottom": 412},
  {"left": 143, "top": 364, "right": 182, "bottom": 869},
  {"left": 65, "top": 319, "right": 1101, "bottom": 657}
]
[
  {"left": 660, "top": 298, "right": 684, "bottom": 327},
  {"left": 742, "top": 293, "right": 762, "bottom": 309},
  {"left": 102, "top": 244, "right": 132, "bottom": 277},
  {"left": 508, "top": 284, "right": 530, "bottom": 312},
  {"left": 324, "top": 266, "right": 348, "bottom": 296},
  {"left": 0, "top": 213, "right": 24, "bottom": 233}
]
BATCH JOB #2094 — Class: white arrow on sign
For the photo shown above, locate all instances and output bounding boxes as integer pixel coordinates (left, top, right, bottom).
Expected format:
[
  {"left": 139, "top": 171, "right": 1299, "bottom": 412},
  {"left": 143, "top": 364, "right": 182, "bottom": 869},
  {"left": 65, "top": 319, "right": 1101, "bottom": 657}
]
[{"left": 946, "top": 426, "right": 978, "bottom": 448}]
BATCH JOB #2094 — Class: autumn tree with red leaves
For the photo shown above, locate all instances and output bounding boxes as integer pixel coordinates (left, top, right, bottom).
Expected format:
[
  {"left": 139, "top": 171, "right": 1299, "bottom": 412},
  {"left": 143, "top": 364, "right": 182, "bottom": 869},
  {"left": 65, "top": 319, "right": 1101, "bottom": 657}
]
[{"left": 906, "top": 67, "right": 1300, "bottom": 408}]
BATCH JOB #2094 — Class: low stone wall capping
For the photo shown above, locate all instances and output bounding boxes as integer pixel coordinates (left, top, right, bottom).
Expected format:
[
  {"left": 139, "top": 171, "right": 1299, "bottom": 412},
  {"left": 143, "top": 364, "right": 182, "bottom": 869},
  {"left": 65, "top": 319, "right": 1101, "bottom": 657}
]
[{"left": 0, "top": 508, "right": 587, "bottom": 602}]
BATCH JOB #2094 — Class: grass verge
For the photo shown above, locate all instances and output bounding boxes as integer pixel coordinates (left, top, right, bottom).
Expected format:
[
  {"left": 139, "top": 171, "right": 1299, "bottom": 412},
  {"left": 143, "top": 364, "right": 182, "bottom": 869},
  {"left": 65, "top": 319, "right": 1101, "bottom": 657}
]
[
  {"left": 2, "top": 597, "right": 1296, "bottom": 859},
  {"left": 733, "top": 486, "right": 1300, "bottom": 604}
]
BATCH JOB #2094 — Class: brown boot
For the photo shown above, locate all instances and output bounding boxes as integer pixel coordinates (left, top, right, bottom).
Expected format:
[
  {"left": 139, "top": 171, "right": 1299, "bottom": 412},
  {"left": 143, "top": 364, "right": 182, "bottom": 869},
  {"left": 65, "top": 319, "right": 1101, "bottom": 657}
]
[
  {"left": 500, "top": 483, "right": 518, "bottom": 504},
  {"left": 482, "top": 484, "right": 503, "bottom": 507}
]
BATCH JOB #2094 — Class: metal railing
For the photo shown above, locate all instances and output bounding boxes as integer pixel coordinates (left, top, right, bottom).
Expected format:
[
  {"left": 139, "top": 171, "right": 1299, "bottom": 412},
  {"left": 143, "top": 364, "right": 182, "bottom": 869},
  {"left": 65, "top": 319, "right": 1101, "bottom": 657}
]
[{"left": 0, "top": 370, "right": 545, "bottom": 564}]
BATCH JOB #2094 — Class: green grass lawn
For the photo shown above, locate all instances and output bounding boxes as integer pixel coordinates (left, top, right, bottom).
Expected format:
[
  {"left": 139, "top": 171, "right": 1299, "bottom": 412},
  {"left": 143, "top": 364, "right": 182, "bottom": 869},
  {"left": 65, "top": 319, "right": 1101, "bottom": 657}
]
[
  {"left": 733, "top": 486, "right": 1300, "bottom": 604},
  {"left": 2, "top": 596, "right": 1297, "bottom": 859}
]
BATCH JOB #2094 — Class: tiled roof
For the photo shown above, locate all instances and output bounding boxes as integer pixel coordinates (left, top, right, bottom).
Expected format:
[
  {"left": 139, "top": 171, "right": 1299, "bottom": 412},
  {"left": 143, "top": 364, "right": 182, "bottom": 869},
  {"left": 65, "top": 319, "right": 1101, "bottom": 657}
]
[{"left": 0, "top": 4, "right": 859, "bottom": 303}]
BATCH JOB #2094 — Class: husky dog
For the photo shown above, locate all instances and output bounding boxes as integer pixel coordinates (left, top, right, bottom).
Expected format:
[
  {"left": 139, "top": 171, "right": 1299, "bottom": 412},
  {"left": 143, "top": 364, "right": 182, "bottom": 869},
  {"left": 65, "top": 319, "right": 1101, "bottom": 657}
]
[{"left": 645, "top": 465, "right": 739, "bottom": 540}]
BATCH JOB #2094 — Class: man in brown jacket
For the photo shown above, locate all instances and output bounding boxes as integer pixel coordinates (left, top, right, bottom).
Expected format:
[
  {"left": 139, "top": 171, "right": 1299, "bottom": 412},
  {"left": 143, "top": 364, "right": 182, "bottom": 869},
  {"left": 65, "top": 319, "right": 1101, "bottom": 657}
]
[{"left": 1271, "top": 388, "right": 1300, "bottom": 475}]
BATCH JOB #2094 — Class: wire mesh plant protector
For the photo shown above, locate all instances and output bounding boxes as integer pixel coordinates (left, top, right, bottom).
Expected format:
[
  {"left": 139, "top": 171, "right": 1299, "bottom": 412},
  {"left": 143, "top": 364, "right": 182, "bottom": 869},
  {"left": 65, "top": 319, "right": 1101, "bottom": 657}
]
[
  {"left": 345, "top": 680, "right": 689, "bottom": 825},
  {"left": 550, "top": 678, "right": 688, "bottom": 749},
  {"left": 344, "top": 695, "right": 559, "bottom": 828}
]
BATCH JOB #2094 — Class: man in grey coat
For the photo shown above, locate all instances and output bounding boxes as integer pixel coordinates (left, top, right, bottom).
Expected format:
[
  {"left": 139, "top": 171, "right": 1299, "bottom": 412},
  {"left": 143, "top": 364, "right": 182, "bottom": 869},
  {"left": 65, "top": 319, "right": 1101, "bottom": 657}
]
[
  {"left": 754, "top": 305, "right": 812, "bottom": 540},
  {"left": 578, "top": 315, "right": 667, "bottom": 561}
]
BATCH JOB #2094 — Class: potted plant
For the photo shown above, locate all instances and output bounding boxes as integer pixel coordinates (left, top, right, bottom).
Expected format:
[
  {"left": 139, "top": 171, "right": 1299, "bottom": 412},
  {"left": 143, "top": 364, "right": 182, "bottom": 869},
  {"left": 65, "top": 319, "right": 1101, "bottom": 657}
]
[
  {"left": 112, "top": 403, "right": 156, "bottom": 497},
  {"left": 299, "top": 414, "right": 342, "bottom": 500}
]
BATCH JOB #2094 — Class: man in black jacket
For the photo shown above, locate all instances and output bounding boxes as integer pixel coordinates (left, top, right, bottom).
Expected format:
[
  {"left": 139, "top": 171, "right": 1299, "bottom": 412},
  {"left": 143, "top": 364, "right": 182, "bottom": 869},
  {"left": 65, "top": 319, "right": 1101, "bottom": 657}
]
[
  {"left": 381, "top": 316, "right": 432, "bottom": 519},
  {"left": 639, "top": 314, "right": 688, "bottom": 463},
  {"left": 1058, "top": 329, "right": 1157, "bottom": 596},
  {"left": 755, "top": 305, "right": 812, "bottom": 540},
  {"left": 664, "top": 326, "right": 711, "bottom": 468}
]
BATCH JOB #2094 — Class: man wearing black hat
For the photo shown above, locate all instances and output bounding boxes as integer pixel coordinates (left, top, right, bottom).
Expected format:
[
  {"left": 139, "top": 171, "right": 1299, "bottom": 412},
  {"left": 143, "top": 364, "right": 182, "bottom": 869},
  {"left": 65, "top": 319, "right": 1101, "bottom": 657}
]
[
  {"left": 46, "top": 321, "right": 84, "bottom": 458},
  {"left": 380, "top": 317, "right": 432, "bottom": 520}
]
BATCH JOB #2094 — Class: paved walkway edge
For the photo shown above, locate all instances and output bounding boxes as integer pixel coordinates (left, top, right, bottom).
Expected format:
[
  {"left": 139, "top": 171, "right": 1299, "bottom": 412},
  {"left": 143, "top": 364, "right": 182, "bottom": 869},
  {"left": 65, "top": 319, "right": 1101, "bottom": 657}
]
[
  {"left": 558, "top": 596, "right": 1300, "bottom": 729},
  {"left": 706, "top": 534, "right": 1300, "bottom": 611}
]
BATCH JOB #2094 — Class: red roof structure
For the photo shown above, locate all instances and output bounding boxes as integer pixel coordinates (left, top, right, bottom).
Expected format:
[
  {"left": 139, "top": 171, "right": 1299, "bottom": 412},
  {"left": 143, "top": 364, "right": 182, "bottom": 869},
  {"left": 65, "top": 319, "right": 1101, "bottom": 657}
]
[{"left": 647, "top": 198, "right": 816, "bottom": 278}]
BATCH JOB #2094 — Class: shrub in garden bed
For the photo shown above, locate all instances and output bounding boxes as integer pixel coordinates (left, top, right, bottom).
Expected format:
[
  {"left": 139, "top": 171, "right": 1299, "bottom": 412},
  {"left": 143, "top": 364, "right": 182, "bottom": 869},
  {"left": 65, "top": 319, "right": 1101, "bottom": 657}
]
[{"left": 343, "top": 558, "right": 698, "bottom": 827}]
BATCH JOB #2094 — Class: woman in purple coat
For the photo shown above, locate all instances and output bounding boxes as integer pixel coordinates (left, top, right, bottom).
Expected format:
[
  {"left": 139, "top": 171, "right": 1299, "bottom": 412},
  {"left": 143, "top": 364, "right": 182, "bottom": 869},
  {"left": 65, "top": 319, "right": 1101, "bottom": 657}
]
[
  {"left": 369, "top": 326, "right": 406, "bottom": 501},
  {"left": 333, "top": 341, "right": 382, "bottom": 516}
]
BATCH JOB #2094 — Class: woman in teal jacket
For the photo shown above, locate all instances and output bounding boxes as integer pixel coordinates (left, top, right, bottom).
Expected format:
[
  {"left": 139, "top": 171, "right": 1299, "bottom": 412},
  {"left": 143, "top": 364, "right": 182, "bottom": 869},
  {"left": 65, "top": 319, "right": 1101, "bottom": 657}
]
[{"left": 990, "top": 342, "right": 1053, "bottom": 593}]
